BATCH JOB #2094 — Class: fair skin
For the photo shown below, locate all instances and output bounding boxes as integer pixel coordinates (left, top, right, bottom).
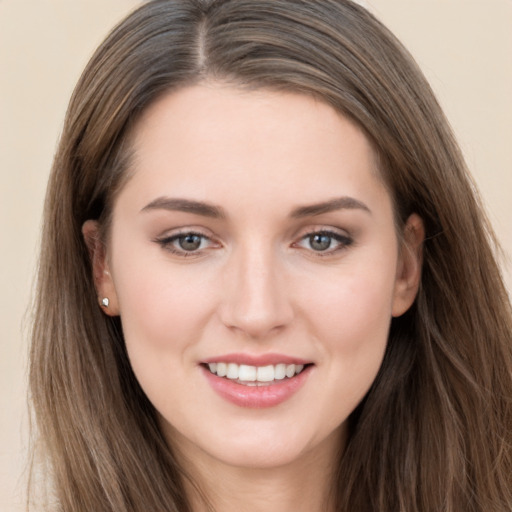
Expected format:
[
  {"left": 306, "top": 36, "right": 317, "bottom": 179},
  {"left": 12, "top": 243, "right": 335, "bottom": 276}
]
[{"left": 84, "top": 84, "right": 423, "bottom": 512}]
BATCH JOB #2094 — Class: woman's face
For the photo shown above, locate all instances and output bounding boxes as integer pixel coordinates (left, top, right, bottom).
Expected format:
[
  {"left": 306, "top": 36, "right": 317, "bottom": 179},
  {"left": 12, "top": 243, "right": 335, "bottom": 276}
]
[{"left": 86, "top": 85, "right": 422, "bottom": 471}]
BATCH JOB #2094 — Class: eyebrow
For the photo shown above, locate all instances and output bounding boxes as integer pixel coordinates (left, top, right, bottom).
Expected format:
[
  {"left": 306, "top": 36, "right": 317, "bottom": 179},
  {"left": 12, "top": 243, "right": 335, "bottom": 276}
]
[
  {"left": 140, "top": 195, "right": 371, "bottom": 219},
  {"left": 290, "top": 197, "right": 371, "bottom": 218},
  {"left": 141, "top": 197, "right": 226, "bottom": 218}
]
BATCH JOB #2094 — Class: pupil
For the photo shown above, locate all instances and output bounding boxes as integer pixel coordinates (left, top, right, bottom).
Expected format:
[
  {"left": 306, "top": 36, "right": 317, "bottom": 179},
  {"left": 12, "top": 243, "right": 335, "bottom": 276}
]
[
  {"left": 310, "top": 234, "right": 331, "bottom": 251},
  {"left": 179, "top": 234, "right": 202, "bottom": 251}
]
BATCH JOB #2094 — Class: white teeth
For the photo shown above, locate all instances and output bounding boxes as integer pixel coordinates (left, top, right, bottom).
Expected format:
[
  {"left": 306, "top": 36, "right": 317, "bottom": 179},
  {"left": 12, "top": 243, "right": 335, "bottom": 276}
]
[
  {"left": 238, "top": 364, "right": 257, "bottom": 381},
  {"left": 216, "top": 362, "right": 227, "bottom": 377},
  {"left": 257, "top": 365, "right": 274, "bottom": 382},
  {"left": 226, "top": 363, "right": 239, "bottom": 379},
  {"left": 206, "top": 362, "right": 307, "bottom": 382},
  {"left": 274, "top": 364, "right": 286, "bottom": 380}
]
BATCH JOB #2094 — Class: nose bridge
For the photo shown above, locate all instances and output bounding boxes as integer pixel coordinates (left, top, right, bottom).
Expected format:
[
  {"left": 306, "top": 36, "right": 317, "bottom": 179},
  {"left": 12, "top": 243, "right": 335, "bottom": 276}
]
[{"left": 219, "top": 237, "right": 293, "bottom": 338}]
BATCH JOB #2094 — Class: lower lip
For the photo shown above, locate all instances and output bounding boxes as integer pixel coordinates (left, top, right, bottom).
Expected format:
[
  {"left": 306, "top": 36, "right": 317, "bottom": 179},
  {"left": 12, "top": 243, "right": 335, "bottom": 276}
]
[{"left": 202, "top": 365, "right": 312, "bottom": 408}]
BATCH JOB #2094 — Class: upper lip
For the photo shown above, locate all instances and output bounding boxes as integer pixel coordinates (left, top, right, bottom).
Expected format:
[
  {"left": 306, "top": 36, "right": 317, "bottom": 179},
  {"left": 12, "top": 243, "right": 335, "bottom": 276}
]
[{"left": 201, "top": 353, "right": 312, "bottom": 366}]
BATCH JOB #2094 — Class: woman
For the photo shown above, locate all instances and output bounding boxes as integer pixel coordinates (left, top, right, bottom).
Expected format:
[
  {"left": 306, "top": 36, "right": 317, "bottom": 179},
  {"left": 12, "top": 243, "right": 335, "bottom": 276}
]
[{"left": 30, "top": 0, "right": 512, "bottom": 511}]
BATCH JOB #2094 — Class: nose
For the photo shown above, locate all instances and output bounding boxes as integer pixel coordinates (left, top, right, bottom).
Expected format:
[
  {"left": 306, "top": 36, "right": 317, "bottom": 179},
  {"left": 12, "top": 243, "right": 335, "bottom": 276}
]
[{"left": 218, "top": 241, "right": 294, "bottom": 339}]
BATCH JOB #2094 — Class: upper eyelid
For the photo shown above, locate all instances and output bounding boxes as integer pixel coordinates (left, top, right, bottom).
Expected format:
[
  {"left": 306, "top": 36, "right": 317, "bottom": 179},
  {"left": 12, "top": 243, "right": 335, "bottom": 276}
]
[
  {"left": 293, "top": 224, "right": 351, "bottom": 239},
  {"left": 155, "top": 225, "right": 215, "bottom": 239}
]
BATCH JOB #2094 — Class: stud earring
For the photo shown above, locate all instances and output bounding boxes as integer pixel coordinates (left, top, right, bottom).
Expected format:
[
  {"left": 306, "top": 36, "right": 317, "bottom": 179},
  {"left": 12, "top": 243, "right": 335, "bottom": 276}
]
[{"left": 101, "top": 297, "right": 110, "bottom": 307}]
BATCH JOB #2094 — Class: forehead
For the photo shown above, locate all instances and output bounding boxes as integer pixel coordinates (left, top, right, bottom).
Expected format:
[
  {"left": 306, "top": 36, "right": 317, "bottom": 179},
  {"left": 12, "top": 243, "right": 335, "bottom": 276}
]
[
  {"left": 118, "top": 84, "right": 390, "bottom": 217},
  {"left": 133, "top": 84, "right": 371, "bottom": 157}
]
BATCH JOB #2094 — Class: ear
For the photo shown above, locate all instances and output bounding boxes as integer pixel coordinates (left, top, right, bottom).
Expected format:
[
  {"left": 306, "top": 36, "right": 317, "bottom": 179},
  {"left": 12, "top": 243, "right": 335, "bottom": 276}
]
[
  {"left": 392, "top": 213, "right": 424, "bottom": 317},
  {"left": 82, "top": 220, "right": 120, "bottom": 316}
]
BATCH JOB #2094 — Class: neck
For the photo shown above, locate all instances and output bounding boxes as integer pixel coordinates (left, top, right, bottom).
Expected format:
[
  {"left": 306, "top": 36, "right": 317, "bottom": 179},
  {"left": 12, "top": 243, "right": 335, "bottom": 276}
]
[{"left": 178, "top": 431, "right": 343, "bottom": 512}]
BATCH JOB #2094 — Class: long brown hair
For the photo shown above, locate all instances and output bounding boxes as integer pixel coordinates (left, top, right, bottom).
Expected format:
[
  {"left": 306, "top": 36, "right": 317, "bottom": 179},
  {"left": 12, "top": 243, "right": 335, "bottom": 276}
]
[{"left": 30, "top": 1, "right": 512, "bottom": 510}]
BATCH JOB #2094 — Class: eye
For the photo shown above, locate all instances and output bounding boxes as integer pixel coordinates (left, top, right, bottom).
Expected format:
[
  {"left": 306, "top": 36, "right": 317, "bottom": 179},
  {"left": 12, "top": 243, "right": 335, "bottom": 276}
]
[
  {"left": 308, "top": 233, "right": 334, "bottom": 251},
  {"left": 295, "top": 230, "right": 353, "bottom": 254},
  {"left": 155, "top": 231, "right": 217, "bottom": 256},
  {"left": 176, "top": 233, "right": 204, "bottom": 251}
]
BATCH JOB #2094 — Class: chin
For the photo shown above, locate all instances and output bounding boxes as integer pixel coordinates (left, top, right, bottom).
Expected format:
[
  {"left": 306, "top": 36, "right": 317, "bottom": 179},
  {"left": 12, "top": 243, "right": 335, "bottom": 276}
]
[{"left": 162, "top": 414, "right": 345, "bottom": 472}]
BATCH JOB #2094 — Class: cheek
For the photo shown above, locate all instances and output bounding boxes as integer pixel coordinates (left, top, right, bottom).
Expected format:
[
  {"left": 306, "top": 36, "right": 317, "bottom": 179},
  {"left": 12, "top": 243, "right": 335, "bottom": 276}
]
[
  {"left": 110, "top": 249, "right": 219, "bottom": 384},
  {"left": 299, "top": 259, "right": 397, "bottom": 397},
  {"left": 305, "top": 265, "right": 396, "bottom": 344},
  {"left": 111, "top": 261, "right": 219, "bottom": 417},
  {"left": 111, "top": 235, "right": 213, "bottom": 336},
  {"left": 305, "top": 275, "right": 394, "bottom": 424}
]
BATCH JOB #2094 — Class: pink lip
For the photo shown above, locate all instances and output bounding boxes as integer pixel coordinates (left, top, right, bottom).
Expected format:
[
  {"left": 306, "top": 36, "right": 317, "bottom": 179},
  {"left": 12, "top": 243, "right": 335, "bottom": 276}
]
[
  {"left": 201, "top": 364, "right": 312, "bottom": 409},
  {"left": 202, "top": 353, "right": 311, "bottom": 366}
]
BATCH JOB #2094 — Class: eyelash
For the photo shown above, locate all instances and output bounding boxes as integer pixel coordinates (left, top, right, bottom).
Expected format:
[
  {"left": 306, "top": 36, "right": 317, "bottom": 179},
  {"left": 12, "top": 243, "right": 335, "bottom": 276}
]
[
  {"left": 294, "top": 230, "right": 353, "bottom": 256},
  {"left": 155, "top": 231, "right": 216, "bottom": 257},
  {"left": 155, "top": 229, "right": 353, "bottom": 257}
]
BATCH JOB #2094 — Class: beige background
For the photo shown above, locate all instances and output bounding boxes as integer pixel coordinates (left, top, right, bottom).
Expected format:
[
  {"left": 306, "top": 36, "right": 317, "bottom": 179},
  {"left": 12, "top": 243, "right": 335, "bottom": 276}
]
[{"left": 1, "top": 1, "right": 511, "bottom": 510}]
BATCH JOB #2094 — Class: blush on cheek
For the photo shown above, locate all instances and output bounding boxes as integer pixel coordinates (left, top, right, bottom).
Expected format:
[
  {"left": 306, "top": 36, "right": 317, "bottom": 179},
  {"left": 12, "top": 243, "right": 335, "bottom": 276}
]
[
  {"left": 318, "top": 273, "right": 393, "bottom": 327},
  {"left": 309, "top": 290, "right": 392, "bottom": 395}
]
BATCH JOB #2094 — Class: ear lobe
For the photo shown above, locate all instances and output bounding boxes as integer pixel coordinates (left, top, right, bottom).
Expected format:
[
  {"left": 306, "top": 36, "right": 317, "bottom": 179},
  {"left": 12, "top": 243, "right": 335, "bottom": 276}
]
[
  {"left": 392, "top": 213, "right": 424, "bottom": 317},
  {"left": 82, "top": 220, "right": 120, "bottom": 316}
]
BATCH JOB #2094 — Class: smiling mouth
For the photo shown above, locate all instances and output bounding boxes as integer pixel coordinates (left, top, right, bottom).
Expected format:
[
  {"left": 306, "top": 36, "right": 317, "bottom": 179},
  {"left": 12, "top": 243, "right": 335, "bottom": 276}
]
[{"left": 203, "top": 362, "right": 310, "bottom": 386}]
